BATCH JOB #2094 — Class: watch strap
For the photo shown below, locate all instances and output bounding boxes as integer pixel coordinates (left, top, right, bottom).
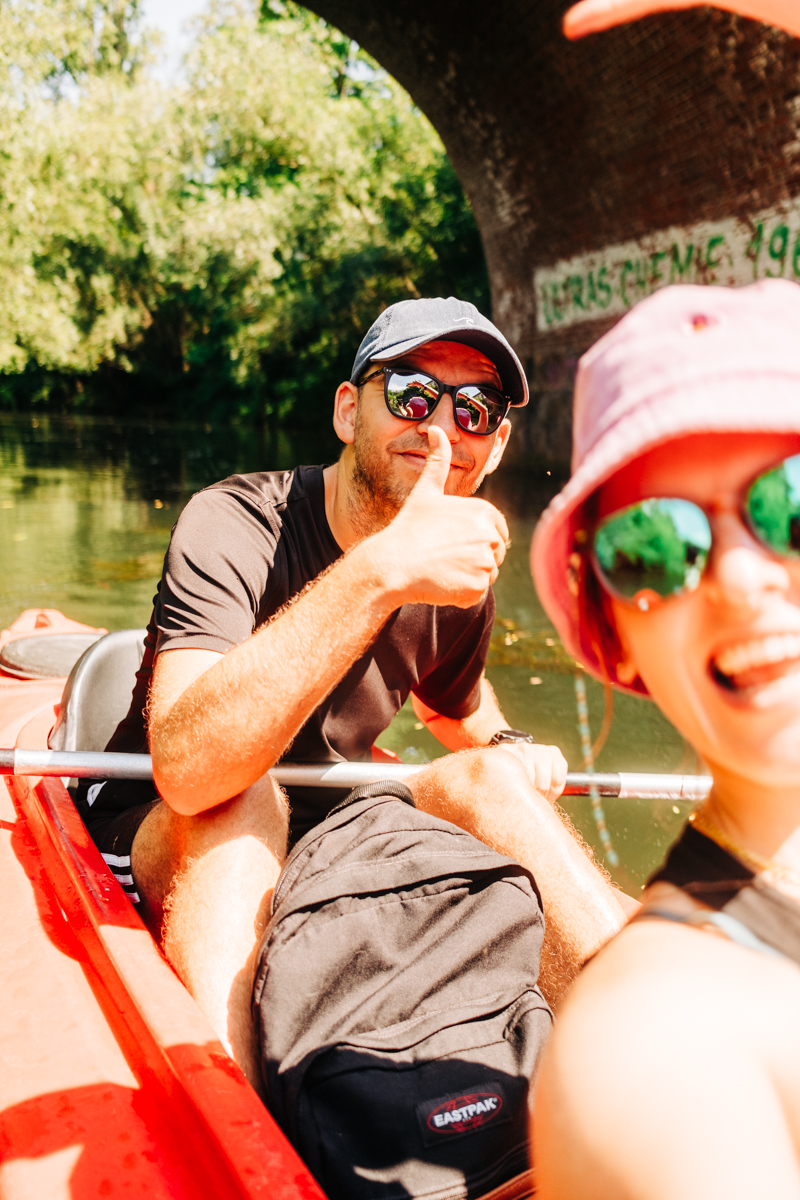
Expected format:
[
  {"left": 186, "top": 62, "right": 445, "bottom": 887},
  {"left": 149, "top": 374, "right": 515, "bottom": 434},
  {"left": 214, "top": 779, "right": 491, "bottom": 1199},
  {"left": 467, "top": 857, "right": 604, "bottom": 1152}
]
[{"left": 488, "top": 728, "right": 537, "bottom": 746}]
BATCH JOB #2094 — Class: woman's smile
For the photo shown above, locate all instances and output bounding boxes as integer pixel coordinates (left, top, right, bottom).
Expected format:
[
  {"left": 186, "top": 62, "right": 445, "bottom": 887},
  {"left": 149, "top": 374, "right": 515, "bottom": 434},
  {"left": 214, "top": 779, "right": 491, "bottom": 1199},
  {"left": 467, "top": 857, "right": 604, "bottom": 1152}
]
[{"left": 711, "top": 631, "right": 800, "bottom": 693}]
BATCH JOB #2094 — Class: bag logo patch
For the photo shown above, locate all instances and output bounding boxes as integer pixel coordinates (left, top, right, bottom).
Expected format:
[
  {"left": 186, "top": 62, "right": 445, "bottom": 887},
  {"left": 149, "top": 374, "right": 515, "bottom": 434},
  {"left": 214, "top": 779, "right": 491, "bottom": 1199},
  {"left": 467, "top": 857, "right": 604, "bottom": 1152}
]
[
  {"left": 428, "top": 1092, "right": 503, "bottom": 1132},
  {"left": 416, "top": 1082, "right": 511, "bottom": 1147}
]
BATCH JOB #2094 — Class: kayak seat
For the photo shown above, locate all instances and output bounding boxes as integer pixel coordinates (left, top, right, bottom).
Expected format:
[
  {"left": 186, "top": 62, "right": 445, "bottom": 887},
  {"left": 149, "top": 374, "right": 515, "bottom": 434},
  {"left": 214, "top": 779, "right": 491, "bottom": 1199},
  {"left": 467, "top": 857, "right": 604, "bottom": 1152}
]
[
  {"left": 49, "top": 629, "right": 147, "bottom": 753},
  {"left": 0, "top": 632, "right": 102, "bottom": 680}
]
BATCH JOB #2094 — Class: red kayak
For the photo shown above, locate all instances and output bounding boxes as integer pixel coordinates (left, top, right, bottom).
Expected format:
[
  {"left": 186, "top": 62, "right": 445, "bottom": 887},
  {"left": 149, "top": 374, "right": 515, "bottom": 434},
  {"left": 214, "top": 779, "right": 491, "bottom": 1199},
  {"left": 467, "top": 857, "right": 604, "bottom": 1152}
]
[
  {"left": 0, "top": 609, "right": 536, "bottom": 1200},
  {"left": 0, "top": 608, "right": 327, "bottom": 1200}
]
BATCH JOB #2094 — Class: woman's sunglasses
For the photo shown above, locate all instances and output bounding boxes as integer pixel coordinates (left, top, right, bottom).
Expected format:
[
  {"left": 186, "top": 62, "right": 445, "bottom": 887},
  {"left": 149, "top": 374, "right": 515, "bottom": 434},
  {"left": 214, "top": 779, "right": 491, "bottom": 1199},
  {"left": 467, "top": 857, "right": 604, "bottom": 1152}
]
[
  {"left": 590, "top": 451, "right": 800, "bottom": 611},
  {"left": 361, "top": 366, "right": 511, "bottom": 436}
]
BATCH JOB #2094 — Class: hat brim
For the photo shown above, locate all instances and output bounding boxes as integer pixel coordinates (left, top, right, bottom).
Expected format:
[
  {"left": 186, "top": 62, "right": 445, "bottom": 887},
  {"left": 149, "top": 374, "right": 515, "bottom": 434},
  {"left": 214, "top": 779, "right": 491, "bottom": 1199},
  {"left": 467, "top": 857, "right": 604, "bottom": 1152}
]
[
  {"left": 369, "top": 326, "right": 528, "bottom": 407},
  {"left": 531, "top": 374, "right": 800, "bottom": 694}
]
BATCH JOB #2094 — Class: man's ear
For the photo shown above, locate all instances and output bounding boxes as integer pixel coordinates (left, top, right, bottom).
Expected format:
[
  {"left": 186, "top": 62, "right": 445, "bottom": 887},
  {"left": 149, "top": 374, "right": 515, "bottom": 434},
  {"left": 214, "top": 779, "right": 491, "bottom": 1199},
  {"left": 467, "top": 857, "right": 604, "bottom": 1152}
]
[
  {"left": 332, "top": 381, "right": 358, "bottom": 445},
  {"left": 483, "top": 417, "right": 512, "bottom": 476}
]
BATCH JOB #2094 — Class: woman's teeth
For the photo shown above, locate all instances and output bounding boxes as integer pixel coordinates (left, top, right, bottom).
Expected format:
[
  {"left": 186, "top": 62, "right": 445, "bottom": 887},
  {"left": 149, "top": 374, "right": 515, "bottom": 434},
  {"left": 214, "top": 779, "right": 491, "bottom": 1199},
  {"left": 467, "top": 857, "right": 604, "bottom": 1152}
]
[{"left": 714, "top": 633, "right": 800, "bottom": 682}]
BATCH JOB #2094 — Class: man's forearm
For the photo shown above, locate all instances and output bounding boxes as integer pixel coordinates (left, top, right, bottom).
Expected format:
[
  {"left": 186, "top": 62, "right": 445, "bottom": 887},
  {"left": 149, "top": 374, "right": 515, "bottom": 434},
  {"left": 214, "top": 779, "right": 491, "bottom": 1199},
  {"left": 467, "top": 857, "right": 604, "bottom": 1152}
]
[
  {"left": 412, "top": 676, "right": 507, "bottom": 751},
  {"left": 151, "top": 544, "right": 398, "bottom": 814}
]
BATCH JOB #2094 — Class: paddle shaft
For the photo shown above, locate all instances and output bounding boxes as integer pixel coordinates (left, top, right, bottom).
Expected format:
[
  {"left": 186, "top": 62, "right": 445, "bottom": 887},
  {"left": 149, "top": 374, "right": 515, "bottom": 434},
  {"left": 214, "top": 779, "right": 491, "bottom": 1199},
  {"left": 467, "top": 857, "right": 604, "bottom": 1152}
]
[{"left": 0, "top": 748, "right": 712, "bottom": 802}]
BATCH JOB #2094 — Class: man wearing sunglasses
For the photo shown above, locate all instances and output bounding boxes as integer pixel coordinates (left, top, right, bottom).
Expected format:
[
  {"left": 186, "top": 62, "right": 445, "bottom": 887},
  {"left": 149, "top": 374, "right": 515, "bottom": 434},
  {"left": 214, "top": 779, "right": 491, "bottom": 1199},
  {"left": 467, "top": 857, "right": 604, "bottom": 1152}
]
[{"left": 79, "top": 296, "right": 629, "bottom": 1090}]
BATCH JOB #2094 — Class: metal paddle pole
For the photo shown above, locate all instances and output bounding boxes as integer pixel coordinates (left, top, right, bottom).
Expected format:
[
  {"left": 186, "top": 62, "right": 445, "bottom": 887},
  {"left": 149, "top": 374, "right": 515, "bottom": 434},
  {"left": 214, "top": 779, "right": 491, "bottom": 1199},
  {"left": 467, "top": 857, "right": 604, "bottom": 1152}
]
[
  {"left": 0, "top": 748, "right": 156, "bottom": 780},
  {"left": 0, "top": 748, "right": 713, "bottom": 801}
]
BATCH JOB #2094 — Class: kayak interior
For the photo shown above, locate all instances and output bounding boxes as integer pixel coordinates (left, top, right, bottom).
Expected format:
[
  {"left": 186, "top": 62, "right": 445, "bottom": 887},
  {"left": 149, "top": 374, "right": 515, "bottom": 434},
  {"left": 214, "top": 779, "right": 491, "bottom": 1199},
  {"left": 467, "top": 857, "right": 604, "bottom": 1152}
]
[{"left": 0, "top": 609, "right": 325, "bottom": 1200}]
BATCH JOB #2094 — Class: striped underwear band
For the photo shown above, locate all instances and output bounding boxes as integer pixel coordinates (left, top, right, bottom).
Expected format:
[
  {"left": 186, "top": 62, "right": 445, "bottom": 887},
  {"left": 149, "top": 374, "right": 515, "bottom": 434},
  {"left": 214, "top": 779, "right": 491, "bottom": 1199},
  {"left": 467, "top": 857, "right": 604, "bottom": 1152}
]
[{"left": 87, "top": 780, "right": 142, "bottom": 906}]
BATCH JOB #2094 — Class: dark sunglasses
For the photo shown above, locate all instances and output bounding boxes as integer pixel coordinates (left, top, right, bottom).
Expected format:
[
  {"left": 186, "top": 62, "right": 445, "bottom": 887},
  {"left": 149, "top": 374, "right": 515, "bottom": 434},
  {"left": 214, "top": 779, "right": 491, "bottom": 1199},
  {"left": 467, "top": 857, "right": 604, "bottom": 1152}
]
[
  {"left": 361, "top": 365, "right": 511, "bottom": 436},
  {"left": 589, "top": 451, "right": 800, "bottom": 611}
]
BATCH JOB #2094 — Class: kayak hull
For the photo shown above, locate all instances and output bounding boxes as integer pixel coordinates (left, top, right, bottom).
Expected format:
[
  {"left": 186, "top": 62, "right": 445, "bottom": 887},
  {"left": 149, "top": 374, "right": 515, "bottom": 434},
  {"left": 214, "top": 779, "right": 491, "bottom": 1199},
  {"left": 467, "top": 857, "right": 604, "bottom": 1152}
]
[{"left": 0, "top": 610, "right": 325, "bottom": 1200}]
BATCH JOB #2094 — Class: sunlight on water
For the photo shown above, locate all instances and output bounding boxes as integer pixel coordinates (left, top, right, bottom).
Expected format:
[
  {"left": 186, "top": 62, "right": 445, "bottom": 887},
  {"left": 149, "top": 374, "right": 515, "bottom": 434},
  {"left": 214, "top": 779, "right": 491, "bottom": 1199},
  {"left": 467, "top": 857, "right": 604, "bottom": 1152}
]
[{"left": 0, "top": 413, "right": 696, "bottom": 888}]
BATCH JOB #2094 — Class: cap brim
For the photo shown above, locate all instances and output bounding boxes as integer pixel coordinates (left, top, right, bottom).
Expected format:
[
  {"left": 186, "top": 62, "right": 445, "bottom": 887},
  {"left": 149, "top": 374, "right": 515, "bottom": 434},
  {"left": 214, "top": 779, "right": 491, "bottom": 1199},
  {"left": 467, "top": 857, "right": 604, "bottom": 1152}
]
[{"left": 370, "top": 326, "right": 528, "bottom": 407}]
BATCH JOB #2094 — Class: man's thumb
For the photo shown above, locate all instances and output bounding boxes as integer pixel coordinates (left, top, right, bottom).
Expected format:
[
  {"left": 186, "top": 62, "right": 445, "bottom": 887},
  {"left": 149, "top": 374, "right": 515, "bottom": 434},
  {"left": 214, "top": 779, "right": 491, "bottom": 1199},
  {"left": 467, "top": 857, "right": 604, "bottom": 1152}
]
[{"left": 415, "top": 426, "right": 451, "bottom": 494}]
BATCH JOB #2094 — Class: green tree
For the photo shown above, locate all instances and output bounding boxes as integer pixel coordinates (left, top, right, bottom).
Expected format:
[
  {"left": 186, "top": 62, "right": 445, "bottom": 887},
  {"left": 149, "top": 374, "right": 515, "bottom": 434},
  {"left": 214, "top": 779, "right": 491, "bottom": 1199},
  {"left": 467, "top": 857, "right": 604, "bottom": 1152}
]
[{"left": 0, "top": 0, "right": 488, "bottom": 444}]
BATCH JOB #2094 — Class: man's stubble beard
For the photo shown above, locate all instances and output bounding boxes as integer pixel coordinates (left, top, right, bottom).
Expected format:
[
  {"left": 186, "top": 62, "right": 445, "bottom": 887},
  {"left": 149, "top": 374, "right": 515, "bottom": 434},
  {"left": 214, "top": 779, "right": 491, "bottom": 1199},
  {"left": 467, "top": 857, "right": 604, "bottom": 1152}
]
[
  {"left": 347, "top": 409, "right": 486, "bottom": 541},
  {"left": 348, "top": 424, "right": 411, "bottom": 541}
]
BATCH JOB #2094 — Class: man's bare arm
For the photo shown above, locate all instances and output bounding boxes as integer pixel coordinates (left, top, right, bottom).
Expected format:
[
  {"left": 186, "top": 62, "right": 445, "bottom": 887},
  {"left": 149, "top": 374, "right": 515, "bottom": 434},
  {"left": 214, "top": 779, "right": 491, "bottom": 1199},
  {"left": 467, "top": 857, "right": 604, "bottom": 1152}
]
[
  {"left": 411, "top": 676, "right": 505, "bottom": 751},
  {"left": 412, "top": 677, "right": 570, "bottom": 803},
  {"left": 150, "top": 428, "right": 509, "bottom": 815}
]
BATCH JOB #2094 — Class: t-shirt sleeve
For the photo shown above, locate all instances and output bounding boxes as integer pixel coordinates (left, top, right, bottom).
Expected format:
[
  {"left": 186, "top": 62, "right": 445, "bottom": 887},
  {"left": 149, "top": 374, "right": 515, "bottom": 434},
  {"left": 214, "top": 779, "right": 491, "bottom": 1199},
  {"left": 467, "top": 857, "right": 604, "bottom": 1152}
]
[
  {"left": 412, "top": 589, "right": 495, "bottom": 720},
  {"left": 155, "top": 486, "right": 277, "bottom": 654}
]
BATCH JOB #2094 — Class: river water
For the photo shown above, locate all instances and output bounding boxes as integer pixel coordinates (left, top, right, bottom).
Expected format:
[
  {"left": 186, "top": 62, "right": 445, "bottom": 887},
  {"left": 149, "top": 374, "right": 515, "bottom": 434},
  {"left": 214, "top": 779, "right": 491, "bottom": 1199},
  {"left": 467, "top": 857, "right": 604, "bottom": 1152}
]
[{"left": 0, "top": 412, "right": 701, "bottom": 892}]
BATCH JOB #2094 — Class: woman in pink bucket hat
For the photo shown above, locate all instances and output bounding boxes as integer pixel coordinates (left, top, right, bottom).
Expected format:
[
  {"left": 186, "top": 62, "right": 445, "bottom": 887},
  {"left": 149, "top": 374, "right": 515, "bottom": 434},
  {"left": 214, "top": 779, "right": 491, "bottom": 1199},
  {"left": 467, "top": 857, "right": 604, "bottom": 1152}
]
[{"left": 531, "top": 279, "right": 800, "bottom": 1198}]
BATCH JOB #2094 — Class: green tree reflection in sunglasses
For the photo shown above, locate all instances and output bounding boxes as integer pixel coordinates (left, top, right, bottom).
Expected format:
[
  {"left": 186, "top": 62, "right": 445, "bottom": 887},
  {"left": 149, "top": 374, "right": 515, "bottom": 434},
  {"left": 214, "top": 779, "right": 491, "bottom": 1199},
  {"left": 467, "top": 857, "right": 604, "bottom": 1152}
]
[
  {"left": 595, "top": 499, "right": 711, "bottom": 598},
  {"left": 748, "top": 457, "right": 800, "bottom": 556}
]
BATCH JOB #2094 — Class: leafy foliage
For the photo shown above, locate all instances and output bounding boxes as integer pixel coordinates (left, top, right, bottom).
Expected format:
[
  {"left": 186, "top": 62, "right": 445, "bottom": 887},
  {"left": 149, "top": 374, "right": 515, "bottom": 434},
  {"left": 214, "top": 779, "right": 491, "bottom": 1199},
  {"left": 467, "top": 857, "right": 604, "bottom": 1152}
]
[{"left": 0, "top": 0, "right": 488, "bottom": 441}]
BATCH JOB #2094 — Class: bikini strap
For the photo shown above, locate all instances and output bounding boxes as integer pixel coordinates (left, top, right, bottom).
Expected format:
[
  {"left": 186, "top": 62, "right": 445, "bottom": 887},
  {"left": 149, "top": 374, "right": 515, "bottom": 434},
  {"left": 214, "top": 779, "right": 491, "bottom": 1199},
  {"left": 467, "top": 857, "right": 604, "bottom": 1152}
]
[{"left": 634, "top": 905, "right": 786, "bottom": 960}]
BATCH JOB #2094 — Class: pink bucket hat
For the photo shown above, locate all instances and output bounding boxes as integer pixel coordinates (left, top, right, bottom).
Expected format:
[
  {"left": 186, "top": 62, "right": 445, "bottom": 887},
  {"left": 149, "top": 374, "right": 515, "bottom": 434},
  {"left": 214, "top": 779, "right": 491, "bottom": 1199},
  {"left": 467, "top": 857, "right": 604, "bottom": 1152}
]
[{"left": 531, "top": 279, "right": 800, "bottom": 696}]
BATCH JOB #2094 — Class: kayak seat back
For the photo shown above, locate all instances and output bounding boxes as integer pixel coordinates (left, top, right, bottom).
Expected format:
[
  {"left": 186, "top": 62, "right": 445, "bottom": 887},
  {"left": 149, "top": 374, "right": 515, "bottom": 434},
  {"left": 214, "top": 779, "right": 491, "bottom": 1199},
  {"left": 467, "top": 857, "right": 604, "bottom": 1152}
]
[{"left": 49, "top": 628, "right": 147, "bottom": 753}]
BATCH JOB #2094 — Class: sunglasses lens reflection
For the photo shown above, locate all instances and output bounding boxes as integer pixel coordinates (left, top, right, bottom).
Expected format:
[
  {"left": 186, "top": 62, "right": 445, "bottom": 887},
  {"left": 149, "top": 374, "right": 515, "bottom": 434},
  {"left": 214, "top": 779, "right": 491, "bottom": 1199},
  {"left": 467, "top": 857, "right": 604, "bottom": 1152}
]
[
  {"left": 455, "top": 388, "right": 505, "bottom": 434},
  {"left": 384, "top": 372, "right": 506, "bottom": 434},
  {"left": 404, "top": 395, "right": 429, "bottom": 419},
  {"left": 385, "top": 372, "right": 438, "bottom": 419},
  {"left": 747, "top": 452, "right": 800, "bottom": 556},
  {"left": 593, "top": 498, "right": 712, "bottom": 602}
]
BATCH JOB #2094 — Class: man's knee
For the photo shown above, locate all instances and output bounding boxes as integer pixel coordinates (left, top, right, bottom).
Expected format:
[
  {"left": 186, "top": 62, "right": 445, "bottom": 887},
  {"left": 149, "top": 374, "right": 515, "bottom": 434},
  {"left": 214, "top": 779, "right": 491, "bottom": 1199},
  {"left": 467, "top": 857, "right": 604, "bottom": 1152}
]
[
  {"left": 185, "top": 772, "right": 290, "bottom": 861},
  {"left": 409, "top": 746, "right": 528, "bottom": 825},
  {"left": 415, "top": 746, "right": 527, "bottom": 795},
  {"left": 457, "top": 746, "right": 528, "bottom": 789}
]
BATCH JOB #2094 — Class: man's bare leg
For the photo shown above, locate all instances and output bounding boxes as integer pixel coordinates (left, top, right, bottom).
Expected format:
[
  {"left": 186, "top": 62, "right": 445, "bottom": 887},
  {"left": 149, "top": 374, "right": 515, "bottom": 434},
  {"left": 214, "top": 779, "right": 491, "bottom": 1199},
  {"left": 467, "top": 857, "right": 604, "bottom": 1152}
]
[
  {"left": 409, "top": 748, "right": 629, "bottom": 1008},
  {"left": 130, "top": 773, "right": 288, "bottom": 1093},
  {"left": 129, "top": 748, "right": 623, "bottom": 1089}
]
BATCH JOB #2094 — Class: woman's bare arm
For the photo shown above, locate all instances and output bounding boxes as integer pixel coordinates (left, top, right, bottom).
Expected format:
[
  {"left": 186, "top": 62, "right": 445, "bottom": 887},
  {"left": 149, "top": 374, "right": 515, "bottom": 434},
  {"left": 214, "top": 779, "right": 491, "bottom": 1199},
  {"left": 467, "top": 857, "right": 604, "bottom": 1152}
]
[{"left": 534, "top": 920, "right": 800, "bottom": 1200}]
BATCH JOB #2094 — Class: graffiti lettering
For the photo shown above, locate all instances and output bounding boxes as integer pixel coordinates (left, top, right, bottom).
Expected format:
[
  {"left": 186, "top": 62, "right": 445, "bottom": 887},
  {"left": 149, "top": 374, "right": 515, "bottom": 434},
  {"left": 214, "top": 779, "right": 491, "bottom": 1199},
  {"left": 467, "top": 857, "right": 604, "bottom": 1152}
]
[
  {"left": 535, "top": 201, "right": 800, "bottom": 331},
  {"left": 767, "top": 224, "right": 789, "bottom": 277},
  {"left": 670, "top": 242, "right": 694, "bottom": 283}
]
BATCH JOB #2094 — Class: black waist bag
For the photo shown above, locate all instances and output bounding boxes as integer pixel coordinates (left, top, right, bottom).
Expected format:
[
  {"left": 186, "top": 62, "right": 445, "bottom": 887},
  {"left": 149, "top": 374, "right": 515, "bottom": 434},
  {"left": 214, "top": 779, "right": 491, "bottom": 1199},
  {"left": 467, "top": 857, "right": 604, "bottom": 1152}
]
[{"left": 252, "top": 782, "right": 552, "bottom": 1200}]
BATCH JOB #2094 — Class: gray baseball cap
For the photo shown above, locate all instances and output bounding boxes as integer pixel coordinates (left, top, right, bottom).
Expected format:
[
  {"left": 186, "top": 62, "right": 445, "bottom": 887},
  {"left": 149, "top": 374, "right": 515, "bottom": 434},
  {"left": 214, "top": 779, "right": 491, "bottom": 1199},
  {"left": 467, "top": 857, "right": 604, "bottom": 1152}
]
[{"left": 350, "top": 297, "right": 529, "bottom": 407}]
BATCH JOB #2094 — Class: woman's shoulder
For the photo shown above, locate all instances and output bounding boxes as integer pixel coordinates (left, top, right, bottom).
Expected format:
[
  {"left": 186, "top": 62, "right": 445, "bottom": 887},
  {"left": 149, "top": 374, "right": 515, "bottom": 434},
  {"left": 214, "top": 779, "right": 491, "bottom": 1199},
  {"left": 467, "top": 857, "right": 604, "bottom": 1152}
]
[
  {"left": 535, "top": 902, "right": 800, "bottom": 1200},
  {"left": 535, "top": 881, "right": 800, "bottom": 1198},
  {"left": 556, "top": 881, "right": 800, "bottom": 1054}
]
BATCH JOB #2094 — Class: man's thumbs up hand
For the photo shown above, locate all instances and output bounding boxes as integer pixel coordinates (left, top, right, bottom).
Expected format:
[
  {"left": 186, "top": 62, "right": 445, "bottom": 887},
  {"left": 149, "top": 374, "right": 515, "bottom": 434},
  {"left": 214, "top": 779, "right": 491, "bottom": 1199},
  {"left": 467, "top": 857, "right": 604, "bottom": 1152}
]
[
  {"left": 367, "top": 427, "right": 510, "bottom": 610},
  {"left": 413, "top": 426, "right": 452, "bottom": 497}
]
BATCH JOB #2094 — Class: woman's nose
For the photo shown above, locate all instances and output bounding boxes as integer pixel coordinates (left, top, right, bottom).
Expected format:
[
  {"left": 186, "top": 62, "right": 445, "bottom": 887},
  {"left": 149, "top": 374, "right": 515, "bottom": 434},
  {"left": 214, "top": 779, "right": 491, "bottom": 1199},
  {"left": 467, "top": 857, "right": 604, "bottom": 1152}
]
[{"left": 705, "top": 510, "right": 792, "bottom": 609}]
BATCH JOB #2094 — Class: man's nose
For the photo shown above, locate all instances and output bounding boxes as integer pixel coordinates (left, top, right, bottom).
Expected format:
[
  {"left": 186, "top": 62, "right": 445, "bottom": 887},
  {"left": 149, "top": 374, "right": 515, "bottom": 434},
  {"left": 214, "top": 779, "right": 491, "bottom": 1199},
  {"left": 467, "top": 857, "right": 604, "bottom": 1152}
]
[
  {"left": 418, "top": 392, "right": 461, "bottom": 441},
  {"left": 704, "top": 510, "right": 792, "bottom": 609}
]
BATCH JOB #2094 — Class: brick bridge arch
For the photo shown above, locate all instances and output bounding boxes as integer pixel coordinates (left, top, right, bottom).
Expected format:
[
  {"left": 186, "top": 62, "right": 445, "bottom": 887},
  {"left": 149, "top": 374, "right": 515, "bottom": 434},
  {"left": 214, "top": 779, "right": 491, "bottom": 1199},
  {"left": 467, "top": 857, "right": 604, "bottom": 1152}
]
[{"left": 306, "top": 0, "right": 800, "bottom": 459}]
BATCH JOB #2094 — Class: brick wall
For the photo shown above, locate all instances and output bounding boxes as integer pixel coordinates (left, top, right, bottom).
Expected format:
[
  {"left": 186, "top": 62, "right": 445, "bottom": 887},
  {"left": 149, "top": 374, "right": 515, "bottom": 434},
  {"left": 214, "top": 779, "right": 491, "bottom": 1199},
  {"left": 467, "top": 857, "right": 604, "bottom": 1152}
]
[{"left": 309, "top": 0, "right": 800, "bottom": 460}]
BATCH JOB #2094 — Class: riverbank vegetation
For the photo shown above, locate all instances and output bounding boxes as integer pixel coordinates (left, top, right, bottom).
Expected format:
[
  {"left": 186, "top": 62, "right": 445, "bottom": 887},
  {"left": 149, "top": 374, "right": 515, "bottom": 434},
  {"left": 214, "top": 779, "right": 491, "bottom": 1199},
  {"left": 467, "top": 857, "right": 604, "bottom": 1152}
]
[{"left": 0, "top": 0, "right": 488, "bottom": 442}]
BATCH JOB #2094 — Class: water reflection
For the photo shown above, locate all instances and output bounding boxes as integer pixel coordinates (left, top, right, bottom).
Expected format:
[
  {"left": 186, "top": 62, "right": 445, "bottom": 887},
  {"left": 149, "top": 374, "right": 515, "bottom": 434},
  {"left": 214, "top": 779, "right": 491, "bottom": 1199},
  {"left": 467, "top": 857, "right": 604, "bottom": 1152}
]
[{"left": 0, "top": 412, "right": 696, "bottom": 889}]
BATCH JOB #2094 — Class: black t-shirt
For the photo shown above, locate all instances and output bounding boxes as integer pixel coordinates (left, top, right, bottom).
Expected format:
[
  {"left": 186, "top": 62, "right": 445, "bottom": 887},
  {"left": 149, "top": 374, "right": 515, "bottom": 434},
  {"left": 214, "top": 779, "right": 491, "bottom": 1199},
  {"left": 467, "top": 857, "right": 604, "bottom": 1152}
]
[{"left": 107, "top": 465, "right": 494, "bottom": 841}]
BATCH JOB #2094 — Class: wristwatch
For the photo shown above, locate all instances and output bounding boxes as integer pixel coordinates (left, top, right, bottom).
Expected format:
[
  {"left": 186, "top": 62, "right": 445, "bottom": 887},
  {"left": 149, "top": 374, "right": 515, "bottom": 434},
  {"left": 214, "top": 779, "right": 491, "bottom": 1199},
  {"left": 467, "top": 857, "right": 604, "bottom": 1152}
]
[{"left": 489, "top": 729, "right": 537, "bottom": 746}]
